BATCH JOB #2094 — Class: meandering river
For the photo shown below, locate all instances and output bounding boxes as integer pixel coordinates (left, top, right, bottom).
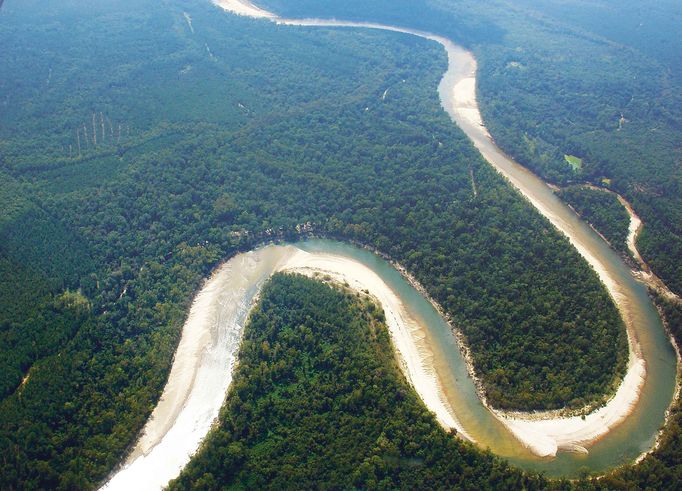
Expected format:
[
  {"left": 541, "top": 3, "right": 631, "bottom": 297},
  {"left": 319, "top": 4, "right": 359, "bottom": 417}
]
[{"left": 102, "top": 2, "right": 678, "bottom": 487}]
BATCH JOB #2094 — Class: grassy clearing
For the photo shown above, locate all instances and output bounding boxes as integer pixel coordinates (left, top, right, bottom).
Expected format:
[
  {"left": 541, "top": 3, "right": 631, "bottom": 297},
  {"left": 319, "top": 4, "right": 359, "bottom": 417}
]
[{"left": 564, "top": 154, "right": 583, "bottom": 172}]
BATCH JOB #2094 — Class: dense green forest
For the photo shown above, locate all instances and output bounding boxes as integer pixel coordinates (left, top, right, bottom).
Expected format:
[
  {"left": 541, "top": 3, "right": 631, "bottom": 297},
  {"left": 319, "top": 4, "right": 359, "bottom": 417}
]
[
  {"left": 0, "top": 173, "right": 95, "bottom": 399},
  {"left": 0, "top": 0, "right": 675, "bottom": 488},
  {"left": 558, "top": 186, "right": 630, "bottom": 255},
  {"left": 261, "top": 0, "right": 682, "bottom": 294}
]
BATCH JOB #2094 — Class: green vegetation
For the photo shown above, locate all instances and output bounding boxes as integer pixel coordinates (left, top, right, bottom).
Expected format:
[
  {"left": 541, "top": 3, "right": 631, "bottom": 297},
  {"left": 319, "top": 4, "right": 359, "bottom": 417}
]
[
  {"left": 564, "top": 155, "right": 582, "bottom": 172},
  {"left": 170, "top": 273, "right": 551, "bottom": 490},
  {"left": 0, "top": 172, "right": 95, "bottom": 399},
  {"left": 0, "top": 259, "right": 90, "bottom": 398},
  {"left": 559, "top": 186, "right": 630, "bottom": 253}
]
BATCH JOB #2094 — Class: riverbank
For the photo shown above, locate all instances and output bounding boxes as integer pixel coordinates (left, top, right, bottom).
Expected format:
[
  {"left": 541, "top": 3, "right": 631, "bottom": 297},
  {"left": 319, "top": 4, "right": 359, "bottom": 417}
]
[
  {"left": 549, "top": 183, "right": 682, "bottom": 459},
  {"left": 498, "top": 356, "right": 646, "bottom": 457},
  {"left": 613, "top": 193, "right": 680, "bottom": 305},
  {"left": 101, "top": 247, "right": 294, "bottom": 490},
  {"left": 435, "top": 18, "right": 656, "bottom": 457},
  {"left": 561, "top": 182, "right": 680, "bottom": 306},
  {"left": 358, "top": 241, "right": 647, "bottom": 458},
  {"left": 101, "top": 244, "right": 482, "bottom": 489}
]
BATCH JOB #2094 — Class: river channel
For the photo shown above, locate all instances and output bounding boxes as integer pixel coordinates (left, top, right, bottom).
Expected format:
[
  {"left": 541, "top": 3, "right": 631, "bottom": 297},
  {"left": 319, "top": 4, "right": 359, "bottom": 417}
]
[{"left": 103, "top": 3, "right": 679, "bottom": 486}]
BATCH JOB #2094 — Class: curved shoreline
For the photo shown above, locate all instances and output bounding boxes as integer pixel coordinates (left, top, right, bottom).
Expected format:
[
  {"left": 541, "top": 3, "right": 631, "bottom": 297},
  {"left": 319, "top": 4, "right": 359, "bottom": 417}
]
[
  {"left": 212, "top": 0, "right": 657, "bottom": 459},
  {"left": 101, "top": 247, "right": 294, "bottom": 490},
  {"left": 100, "top": 244, "right": 475, "bottom": 490},
  {"left": 280, "top": 249, "right": 473, "bottom": 440}
]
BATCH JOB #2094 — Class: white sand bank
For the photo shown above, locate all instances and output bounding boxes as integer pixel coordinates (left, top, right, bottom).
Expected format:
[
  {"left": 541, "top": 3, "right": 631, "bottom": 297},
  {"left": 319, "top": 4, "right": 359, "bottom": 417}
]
[
  {"left": 213, "top": 0, "right": 274, "bottom": 18},
  {"left": 452, "top": 77, "right": 489, "bottom": 135},
  {"left": 497, "top": 357, "right": 646, "bottom": 457},
  {"left": 100, "top": 247, "right": 295, "bottom": 490},
  {"left": 579, "top": 184, "right": 679, "bottom": 305},
  {"left": 616, "top": 193, "right": 680, "bottom": 304},
  {"left": 100, "top": 245, "right": 470, "bottom": 490},
  {"left": 620, "top": 195, "right": 644, "bottom": 266}
]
